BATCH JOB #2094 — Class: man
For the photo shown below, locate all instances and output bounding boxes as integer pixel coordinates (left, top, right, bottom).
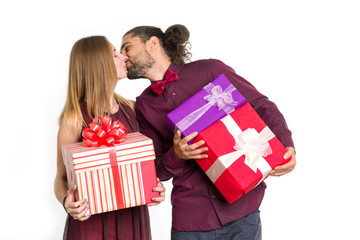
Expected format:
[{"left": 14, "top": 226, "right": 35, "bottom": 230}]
[{"left": 121, "top": 24, "right": 296, "bottom": 240}]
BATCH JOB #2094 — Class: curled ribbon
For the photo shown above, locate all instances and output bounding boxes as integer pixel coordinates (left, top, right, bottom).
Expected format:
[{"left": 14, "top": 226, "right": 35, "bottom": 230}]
[
  {"left": 82, "top": 116, "right": 128, "bottom": 147},
  {"left": 175, "top": 83, "right": 238, "bottom": 133}
]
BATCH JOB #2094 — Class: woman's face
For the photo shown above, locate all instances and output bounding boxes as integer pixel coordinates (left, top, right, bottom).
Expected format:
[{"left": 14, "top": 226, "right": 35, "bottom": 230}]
[{"left": 112, "top": 44, "right": 128, "bottom": 80}]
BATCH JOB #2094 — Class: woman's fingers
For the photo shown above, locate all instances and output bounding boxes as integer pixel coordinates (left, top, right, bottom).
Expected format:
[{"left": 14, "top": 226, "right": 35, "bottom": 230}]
[{"left": 65, "top": 197, "right": 89, "bottom": 221}]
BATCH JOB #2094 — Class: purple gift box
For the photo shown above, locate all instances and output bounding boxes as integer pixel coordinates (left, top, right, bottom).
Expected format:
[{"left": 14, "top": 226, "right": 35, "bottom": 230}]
[{"left": 167, "top": 74, "right": 246, "bottom": 143}]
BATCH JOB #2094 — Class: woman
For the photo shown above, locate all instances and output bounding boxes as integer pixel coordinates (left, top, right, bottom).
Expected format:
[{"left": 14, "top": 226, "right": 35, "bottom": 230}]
[{"left": 54, "top": 36, "right": 165, "bottom": 240}]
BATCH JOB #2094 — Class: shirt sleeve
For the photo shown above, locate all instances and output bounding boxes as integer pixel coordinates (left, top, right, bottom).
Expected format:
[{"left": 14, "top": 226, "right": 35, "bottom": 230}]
[
  {"left": 135, "top": 100, "right": 187, "bottom": 181},
  {"left": 212, "top": 59, "right": 294, "bottom": 149}
]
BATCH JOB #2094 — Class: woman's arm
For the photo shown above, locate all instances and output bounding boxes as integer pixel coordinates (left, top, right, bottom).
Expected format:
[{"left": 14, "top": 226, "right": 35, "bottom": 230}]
[{"left": 54, "top": 123, "right": 90, "bottom": 221}]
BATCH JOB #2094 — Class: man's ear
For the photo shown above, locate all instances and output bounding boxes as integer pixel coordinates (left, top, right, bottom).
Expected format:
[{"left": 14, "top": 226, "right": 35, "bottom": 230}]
[{"left": 146, "top": 36, "right": 160, "bottom": 53}]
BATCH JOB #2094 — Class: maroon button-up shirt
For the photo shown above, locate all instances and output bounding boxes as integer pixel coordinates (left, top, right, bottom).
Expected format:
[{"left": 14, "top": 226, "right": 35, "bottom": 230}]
[{"left": 135, "top": 59, "right": 294, "bottom": 231}]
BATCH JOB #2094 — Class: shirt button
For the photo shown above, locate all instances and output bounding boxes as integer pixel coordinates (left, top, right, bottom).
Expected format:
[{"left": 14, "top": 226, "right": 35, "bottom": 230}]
[
  {"left": 212, "top": 195, "right": 215, "bottom": 199},
  {"left": 172, "top": 92, "right": 176, "bottom": 96}
]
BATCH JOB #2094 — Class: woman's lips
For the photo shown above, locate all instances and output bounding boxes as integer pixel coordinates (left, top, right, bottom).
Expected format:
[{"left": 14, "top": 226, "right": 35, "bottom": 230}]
[{"left": 125, "top": 61, "right": 131, "bottom": 68}]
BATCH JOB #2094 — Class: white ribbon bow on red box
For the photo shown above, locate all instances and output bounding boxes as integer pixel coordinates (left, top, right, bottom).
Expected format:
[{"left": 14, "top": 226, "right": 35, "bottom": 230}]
[{"left": 206, "top": 114, "right": 275, "bottom": 184}]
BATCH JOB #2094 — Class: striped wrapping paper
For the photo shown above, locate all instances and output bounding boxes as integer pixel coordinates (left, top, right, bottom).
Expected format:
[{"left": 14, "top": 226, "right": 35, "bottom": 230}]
[{"left": 62, "top": 132, "right": 158, "bottom": 215}]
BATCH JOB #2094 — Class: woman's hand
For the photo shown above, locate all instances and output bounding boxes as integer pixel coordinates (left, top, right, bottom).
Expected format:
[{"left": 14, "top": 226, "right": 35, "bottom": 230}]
[
  {"left": 269, "top": 147, "right": 296, "bottom": 176},
  {"left": 173, "top": 130, "right": 208, "bottom": 160},
  {"left": 63, "top": 185, "right": 90, "bottom": 221},
  {"left": 149, "top": 178, "right": 166, "bottom": 206}
]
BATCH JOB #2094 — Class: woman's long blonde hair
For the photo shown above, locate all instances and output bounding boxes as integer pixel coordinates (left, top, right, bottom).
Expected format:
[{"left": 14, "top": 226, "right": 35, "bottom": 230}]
[{"left": 58, "top": 36, "right": 132, "bottom": 129}]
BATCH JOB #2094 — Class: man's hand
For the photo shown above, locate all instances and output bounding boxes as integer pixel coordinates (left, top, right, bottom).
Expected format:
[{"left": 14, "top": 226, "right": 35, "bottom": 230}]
[
  {"left": 173, "top": 130, "right": 208, "bottom": 160},
  {"left": 269, "top": 147, "right": 296, "bottom": 176}
]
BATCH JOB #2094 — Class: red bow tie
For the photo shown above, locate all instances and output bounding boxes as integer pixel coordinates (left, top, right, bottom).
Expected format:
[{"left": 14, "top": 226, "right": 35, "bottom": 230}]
[{"left": 150, "top": 69, "right": 179, "bottom": 95}]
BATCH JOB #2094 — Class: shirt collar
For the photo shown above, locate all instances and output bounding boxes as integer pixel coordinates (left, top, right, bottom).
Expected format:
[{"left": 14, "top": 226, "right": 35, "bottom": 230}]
[{"left": 168, "top": 62, "right": 182, "bottom": 77}]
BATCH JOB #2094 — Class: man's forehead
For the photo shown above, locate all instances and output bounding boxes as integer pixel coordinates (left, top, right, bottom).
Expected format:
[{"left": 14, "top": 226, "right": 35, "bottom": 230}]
[{"left": 121, "top": 35, "right": 142, "bottom": 49}]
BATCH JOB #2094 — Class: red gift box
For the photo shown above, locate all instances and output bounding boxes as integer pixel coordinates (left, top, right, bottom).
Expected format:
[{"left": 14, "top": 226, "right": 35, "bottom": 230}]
[
  {"left": 62, "top": 132, "right": 159, "bottom": 215},
  {"left": 194, "top": 103, "right": 291, "bottom": 203}
]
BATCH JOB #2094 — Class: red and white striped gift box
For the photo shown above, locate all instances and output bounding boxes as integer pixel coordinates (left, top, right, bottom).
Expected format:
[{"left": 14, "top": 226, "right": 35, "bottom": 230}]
[{"left": 62, "top": 132, "right": 158, "bottom": 215}]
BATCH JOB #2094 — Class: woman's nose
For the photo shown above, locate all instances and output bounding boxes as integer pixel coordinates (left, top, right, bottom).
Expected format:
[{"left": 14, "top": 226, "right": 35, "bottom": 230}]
[{"left": 120, "top": 54, "right": 128, "bottom": 61}]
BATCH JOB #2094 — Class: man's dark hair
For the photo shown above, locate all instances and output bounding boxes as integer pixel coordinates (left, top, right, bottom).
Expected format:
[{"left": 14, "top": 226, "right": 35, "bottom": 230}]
[{"left": 124, "top": 24, "right": 192, "bottom": 65}]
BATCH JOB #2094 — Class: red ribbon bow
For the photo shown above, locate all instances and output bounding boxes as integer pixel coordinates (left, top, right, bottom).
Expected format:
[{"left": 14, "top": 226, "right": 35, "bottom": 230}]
[
  {"left": 150, "top": 69, "right": 179, "bottom": 95},
  {"left": 82, "top": 116, "right": 128, "bottom": 147}
]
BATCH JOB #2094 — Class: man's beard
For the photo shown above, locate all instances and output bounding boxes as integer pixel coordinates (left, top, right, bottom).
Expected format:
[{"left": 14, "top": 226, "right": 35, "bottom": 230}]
[{"left": 127, "top": 50, "right": 155, "bottom": 79}]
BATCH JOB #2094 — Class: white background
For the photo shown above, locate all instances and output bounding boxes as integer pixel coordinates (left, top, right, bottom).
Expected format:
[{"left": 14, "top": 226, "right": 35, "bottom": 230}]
[{"left": 1, "top": 0, "right": 359, "bottom": 239}]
